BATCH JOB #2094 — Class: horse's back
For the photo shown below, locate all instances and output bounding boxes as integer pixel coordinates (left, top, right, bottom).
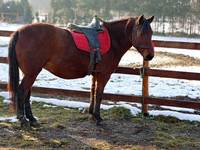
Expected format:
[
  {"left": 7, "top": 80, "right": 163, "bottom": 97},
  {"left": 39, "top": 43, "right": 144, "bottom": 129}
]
[
  {"left": 13, "top": 23, "right": 90, "bottom": 79},
  {"left": 14, "top": 23, "right": 67, "bottom": 76},
  {"left": 16, "top": 23, "right": 65, "bottom": 54}
]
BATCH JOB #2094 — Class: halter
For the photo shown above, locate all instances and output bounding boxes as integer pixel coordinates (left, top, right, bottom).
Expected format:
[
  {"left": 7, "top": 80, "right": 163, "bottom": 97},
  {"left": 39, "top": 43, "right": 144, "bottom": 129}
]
[{"left": 132, "top": 20, "right": 153, "bottom": 55}]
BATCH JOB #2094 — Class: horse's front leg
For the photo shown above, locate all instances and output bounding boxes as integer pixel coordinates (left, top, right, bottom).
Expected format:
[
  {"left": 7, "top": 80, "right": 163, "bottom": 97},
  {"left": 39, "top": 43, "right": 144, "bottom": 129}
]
[
  {"left": 89, "top": 75, "right": 95, "bottom": 116},
  {"left": 92, "top": 74, "right": 110, "bottom": 125},
  {"left": 93, "top": 91, "right": 104, "bottom": 125}
]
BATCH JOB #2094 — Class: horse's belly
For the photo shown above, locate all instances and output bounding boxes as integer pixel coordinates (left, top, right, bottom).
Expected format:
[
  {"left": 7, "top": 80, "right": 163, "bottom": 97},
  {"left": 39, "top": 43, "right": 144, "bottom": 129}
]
[{"left": 44, "top": 62, "right": 88, "bottom": 79}]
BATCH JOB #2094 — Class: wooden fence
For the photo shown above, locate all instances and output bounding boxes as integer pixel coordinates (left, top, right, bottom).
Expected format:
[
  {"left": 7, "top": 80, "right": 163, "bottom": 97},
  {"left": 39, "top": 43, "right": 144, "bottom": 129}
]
[
  {"left": 1, "top": 13, "right": 19, "bottom": 22},
  {"left": 0, "top": 30, "right": 200, "bottom": 112}
]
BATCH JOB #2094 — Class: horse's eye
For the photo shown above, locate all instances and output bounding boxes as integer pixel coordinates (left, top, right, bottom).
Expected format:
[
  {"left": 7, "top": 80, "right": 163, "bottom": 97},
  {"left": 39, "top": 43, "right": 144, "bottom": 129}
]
[{"left": 140, "top": 33, "right": 143, "bottom": 36}]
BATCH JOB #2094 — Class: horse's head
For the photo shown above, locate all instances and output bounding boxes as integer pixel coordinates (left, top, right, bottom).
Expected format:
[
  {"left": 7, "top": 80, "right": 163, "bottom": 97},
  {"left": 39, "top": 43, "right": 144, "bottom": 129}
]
[{"left": 126, "top": 15, "right": 154, "bottom": 61}]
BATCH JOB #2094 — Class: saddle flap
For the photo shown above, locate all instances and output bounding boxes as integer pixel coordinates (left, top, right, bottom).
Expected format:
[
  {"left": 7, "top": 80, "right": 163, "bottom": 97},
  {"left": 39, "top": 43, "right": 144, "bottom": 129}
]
[{"left": 82, "top": 29, "right": 100, "bottom": 48}]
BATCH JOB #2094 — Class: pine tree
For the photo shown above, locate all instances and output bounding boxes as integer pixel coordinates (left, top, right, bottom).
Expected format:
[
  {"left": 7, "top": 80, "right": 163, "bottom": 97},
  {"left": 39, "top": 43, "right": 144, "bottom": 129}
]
[
  {"left": 24, "top": 5, "right": 33, "bottom": 24},
  {"left": 20, "top": 0, "right": 33, "bottom": 24}
]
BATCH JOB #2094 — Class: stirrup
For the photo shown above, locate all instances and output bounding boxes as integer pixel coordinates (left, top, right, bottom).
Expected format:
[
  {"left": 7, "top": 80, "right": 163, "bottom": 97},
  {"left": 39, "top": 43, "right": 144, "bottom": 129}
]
[{"left": 92, "top": 61, "right": 102, "bottom": 72}]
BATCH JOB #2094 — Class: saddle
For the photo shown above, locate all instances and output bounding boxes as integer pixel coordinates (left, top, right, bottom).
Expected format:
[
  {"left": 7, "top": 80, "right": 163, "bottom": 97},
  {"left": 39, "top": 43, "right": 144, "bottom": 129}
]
[
  {"left": 67, "top": 15, "right": 104, "bottom": 74},
  {"left": 67, "top": 16, "right": 104, "bottom": 33}
]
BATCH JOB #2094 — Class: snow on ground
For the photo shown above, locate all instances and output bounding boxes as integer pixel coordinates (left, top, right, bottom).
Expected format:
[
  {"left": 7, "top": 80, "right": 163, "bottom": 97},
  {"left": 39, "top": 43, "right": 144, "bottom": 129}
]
[
  {"left": 1, "top": 91, "right": 200, "bottom": 123},
  {"left": 0, "top": 22, "right": 24, "bottom": 31},
  {"left": 0, "top": 22, "right": 200, "bottom": 123}
]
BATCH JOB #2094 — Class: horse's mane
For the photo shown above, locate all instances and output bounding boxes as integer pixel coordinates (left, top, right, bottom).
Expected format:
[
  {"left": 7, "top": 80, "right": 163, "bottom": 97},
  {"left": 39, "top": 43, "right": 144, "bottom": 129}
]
[
  {"left": 103, "top": 17, "right": 132, "bottom": 32},
  {"left": 103, "top": 17, "right": 132, "bottom": 25},
  {"left": 103, "top": 16, "right": 152, "bottom": 33}
]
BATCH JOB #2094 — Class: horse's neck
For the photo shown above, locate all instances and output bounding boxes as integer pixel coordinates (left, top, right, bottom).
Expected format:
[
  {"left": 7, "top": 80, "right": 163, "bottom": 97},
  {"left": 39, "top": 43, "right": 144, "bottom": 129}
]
[{"left": 105, "top": 20, "right": 132, "bottom": 56}]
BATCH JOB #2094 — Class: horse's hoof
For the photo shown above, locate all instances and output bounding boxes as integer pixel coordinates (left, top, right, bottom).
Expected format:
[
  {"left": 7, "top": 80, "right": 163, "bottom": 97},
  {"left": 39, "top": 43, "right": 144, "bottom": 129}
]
[
  {"left": 97, "top": 120, "right": 107, "bottom": 126},
  {"left": 91, "top": 116, "right": 96, "bottom": 121},
  {"left": 21, "top": 120, "right": 30, "bottom": 127},
  {"left": 29, "top": 121, "right": 40, "bottom": 127},
  {"left": 90, "top": 116, "right": 97, "bottom": 123}
]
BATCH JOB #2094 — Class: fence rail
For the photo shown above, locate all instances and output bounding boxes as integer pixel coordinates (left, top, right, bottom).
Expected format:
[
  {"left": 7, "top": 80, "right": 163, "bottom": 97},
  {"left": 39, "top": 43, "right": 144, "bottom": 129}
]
[{"left": 0, "top": 30, "right": 200, "bottom": 112}]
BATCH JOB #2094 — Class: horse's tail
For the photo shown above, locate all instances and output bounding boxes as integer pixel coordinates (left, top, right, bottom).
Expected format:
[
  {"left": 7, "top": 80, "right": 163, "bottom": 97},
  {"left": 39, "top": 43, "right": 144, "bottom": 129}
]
[{"left": 7, "top": 31, "right": 19, "bottom": 110}]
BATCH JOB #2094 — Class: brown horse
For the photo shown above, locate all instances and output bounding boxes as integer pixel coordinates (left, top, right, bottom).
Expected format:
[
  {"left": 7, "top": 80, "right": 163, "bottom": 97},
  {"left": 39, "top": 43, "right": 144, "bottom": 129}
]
[{"left": 8, "top": 15, "right": 154, "bottom": 127}]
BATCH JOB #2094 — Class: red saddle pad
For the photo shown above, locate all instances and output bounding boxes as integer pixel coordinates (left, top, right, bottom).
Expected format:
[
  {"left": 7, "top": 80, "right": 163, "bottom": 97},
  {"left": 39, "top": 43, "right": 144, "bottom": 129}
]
[{"left": 69, "top": 26, "right": 111, "bottom": 54}]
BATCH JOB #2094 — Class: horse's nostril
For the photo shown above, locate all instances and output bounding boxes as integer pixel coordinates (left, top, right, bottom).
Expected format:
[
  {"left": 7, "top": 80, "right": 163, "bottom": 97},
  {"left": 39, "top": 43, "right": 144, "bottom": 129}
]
[{"left": 146, "top": 54, "right": 154, "bottom": 60}]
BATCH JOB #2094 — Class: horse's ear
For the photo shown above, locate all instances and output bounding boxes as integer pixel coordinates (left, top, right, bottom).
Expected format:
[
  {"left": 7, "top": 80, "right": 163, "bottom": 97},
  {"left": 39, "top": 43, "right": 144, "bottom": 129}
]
[
  {"left": 147, "top": 15, "right": 154, "bottom": 24},
  {"left": 136, "top": 15, "right": 144, "bottom": 25}
]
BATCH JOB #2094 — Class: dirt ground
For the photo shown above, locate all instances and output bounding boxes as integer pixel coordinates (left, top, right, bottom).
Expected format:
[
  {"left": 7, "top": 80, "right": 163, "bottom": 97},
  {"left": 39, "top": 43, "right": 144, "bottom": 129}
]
[{"left": 1, "top": 51, "right": 200, "bottom": 149}]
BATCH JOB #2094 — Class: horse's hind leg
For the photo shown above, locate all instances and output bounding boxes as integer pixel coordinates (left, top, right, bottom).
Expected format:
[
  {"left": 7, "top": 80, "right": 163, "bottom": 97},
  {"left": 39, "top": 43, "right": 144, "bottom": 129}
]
[
  {"left": 25, "top": 90, "right": 39, "bottom": 127},
  {"left": 17, "top": 75, "right": 38, "bottom": 127},
  {"left": 17, "top": 83, "right": 29, "bottom": 127}
]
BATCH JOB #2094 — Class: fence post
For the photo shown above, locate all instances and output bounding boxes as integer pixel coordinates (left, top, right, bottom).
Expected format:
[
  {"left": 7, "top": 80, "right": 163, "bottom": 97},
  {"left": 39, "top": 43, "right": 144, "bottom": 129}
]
[
  {"left": 16, "top": 13, "right": 18, "bottom": 23},
  {"left": 142, "top": 61, "right": 149, "bottom": 116},
  {"left": 1, "top": 13, "right": 3, "bottom": 22}
]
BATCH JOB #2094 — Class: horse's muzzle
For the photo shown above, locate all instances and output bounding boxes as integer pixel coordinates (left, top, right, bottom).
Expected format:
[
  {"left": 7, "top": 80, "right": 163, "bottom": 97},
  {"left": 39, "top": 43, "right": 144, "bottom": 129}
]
[{"left": 145, "top": 54, "right": 154, "bottom": 61}]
